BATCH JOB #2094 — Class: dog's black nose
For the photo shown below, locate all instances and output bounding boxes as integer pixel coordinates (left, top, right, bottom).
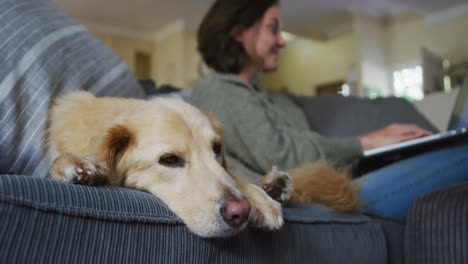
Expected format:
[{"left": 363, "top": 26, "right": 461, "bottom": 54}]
[{"left": 220, "top": 196, "right": 251, "bottom": 228}]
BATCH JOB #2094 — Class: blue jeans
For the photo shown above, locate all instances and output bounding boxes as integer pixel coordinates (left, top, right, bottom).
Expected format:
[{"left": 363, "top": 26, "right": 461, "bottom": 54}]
[{"left": 354, "top": 144, "right": 468, "bottom": 222}]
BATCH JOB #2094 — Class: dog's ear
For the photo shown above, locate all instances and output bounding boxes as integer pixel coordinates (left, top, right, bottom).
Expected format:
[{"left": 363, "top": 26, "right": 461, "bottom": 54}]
[
  {"left": 100, "top": 125, "right": 136, "bottom": 185},
  {"left": 219, "top": 145, "right": 227, "bottom": 170},
  {"left": 203, "top": 111, "right": 229, "bottom": 170},
  {"left": 203, "top": 111, "right": 223, "bottom": 136}
]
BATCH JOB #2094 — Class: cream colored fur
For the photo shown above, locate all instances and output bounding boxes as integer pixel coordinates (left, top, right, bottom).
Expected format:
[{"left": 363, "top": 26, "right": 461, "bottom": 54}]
[
  {"left": 48, "top": 91, "right": 282, "bottom": 237},
  {"left": 288, "top": 162, "right": 360, "bottom": 212},
  {"left": 47, "top": 91, "right": 360, "bottom": 237}
]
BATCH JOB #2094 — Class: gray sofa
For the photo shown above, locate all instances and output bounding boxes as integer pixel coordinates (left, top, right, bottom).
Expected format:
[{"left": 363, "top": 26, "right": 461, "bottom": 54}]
[
  {"left": 0, "top": 1, "right": 404, "bottom": 263},
  {"left": 0, "top": 0, "right": 463, "bottom": 263},
  {"left": 405, "top": 182, "right": 468, "bottom": 264},
  {"left": 1, "top": 175, "right": 404, "bottom": 263}
]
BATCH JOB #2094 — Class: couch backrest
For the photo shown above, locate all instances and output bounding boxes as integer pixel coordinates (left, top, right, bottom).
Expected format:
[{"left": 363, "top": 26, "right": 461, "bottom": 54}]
[
  {"left": 0, "top": 0, "right": 145, "bottom": 177},
  {"left": 291, "top": 94, "right": 439, "bottom": 138}
]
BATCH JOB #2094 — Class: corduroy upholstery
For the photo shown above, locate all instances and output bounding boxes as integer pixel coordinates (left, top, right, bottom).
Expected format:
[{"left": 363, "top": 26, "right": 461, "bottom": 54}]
[
  {"left": 0, "top": 0, "right": 144, "bottom": 178},
  {"left": 0, "top": 175, "right": 404, "bottom": 264},
  {"left": 405, "top": 183, "right": 468, "bottom": 264},
  {"left": 0, "top": 1, "right": 406, "bottom": 263}
]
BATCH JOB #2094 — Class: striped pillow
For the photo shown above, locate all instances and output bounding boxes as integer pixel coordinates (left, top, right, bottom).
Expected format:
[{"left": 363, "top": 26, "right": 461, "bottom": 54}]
[{"left": 0, "top": 0, "right": 145, "bottom": 177}]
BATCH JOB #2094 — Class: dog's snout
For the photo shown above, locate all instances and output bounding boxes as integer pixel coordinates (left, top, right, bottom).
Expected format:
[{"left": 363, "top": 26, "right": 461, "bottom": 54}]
[{"left": 220, "top": 196, "right": 251, "bottom": 228}]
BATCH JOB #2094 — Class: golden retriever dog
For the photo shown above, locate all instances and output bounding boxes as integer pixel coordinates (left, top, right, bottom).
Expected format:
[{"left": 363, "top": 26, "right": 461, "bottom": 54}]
[{"left": 47, "top": 91, "right": 359, "bottom": 238}]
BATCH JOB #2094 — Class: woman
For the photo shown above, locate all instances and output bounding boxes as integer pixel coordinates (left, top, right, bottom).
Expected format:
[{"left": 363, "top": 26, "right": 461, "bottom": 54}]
[{"left": 190, "top": 0, "right": 468, "bottom": 221}]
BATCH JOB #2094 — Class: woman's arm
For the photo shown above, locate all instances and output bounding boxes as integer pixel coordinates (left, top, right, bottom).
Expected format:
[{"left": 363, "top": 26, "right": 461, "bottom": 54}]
[
  {"left": 358, "top": 124, "right": 432, "bottom": 150},
  {"left": 222, "top": 94, "right": 362, "bottom": 173},
  {"left": 191, "top": 79, "right": 362, "bottom": 173}
]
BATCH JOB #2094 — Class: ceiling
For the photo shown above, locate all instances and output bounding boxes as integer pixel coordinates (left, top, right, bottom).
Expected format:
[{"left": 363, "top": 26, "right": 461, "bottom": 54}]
[{"left": 52, "top": 0, "right": 468, "bottom": 40}]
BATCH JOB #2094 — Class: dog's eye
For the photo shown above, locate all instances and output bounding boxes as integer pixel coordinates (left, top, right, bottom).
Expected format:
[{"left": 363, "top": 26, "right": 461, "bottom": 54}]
[
  {"left": 213, "top": 142, "right": 222, "bottom": 156},
  {"left": 159, "top": 154, "right": 185, "bottom": 167}
]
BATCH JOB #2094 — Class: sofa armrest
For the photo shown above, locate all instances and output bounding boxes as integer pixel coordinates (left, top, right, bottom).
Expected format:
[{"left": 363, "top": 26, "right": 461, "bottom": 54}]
[
  {"left": 405, "top": 182, "right": 468, "bottom": 264},
  {"left": 0, "top": 175, "right": 180, "bottom": 224},
  {"left": 0, "top": 175, "right": 404, "bottom": 264}
]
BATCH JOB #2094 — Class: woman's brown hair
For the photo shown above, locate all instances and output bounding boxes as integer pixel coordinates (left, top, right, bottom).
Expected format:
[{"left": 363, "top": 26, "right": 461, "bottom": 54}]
[{"left": 197, "top": 0, "right": 278, "bottom": 74}]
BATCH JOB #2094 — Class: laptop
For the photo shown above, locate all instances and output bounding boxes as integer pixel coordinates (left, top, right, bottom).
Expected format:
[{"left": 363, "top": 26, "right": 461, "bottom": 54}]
[{"left": 361, "top": 73, "right": 468, "bottom": 162}]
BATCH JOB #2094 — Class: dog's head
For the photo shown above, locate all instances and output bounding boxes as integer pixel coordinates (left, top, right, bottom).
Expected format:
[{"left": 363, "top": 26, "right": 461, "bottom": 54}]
[{"left": 99, "top": 98, "right": 251, "bottom": 237}]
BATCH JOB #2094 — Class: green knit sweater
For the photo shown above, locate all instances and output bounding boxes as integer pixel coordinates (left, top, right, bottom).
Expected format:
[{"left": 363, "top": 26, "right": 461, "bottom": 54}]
[{"left": 190, "top": 73, "right": 362, "bottom": 177}]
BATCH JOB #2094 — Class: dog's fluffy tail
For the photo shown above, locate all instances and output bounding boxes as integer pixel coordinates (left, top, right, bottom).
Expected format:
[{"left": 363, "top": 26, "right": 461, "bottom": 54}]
[{"left": 289, "top": 161, "right": 361, "bottom": 213}]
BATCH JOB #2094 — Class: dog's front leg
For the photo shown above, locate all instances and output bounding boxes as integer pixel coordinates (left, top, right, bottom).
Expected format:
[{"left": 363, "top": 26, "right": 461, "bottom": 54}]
[
  {"left": 49, "top": 154, "right": 109, "bottom": 185},
  {"left": 259, "top": 166, "right": 293, "bottom": 204},
  {"left": 239, "top": 182, "right": 284, "bottom": 231}
]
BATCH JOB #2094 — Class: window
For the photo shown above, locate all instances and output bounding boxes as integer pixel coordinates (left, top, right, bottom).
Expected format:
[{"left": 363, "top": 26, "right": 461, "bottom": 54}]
[{"left": 393, "top": 66, "right": 423, "bottom": 101}]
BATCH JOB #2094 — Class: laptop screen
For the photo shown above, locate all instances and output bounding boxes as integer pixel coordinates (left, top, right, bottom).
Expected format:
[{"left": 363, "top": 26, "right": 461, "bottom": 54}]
[{"left": 448, "top": 73, "right": 468, "bottom": 130}]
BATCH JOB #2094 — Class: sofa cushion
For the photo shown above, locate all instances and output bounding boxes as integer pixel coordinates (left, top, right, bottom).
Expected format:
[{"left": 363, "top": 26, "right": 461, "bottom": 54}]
[
  {"left": 0, "top": 175, "right": 404, "bottom": 264},
  {"left": 291, "top": 94, "right": 439, "bottom": 138},
  {"left": 0, "top": 0, "right": 145, "bottom": 178}
]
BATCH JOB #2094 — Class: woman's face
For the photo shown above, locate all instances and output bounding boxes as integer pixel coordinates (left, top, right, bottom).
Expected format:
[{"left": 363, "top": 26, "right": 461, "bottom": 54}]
[{"left": 235, "top": 5, "right": 286, "bottom": 73}]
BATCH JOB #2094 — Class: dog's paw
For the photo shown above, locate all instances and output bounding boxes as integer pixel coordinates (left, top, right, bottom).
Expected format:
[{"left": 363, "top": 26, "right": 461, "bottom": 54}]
[
  {"left": 50, "top": 154, "right": 108, "bottom": 185},
  {"left": 260, "top": 165, "right": 293, "bottom": 204},
  {"left": 247, "top": 185, "right": 284, "bottom": 231}
]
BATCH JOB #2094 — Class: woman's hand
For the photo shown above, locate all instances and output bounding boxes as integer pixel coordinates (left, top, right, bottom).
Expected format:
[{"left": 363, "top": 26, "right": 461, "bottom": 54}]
[{"left": 358, "top": 123, "right": 433, "bottom": 150}]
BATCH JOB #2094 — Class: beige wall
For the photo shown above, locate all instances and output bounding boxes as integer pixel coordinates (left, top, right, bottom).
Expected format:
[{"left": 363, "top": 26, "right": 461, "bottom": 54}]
[
  {"left": 87, "top": 24, "right": 200, "bottom": 89},
  {"left": 83, "top": 13, "right": 468, "bottom": 96},
  {"left": 152, "top": 29, "right": 200, "bottom": 88},
  {"left": 261, "top": 33, "right": 357, "bottom": 95},
  {"left": 264, "top": 13, "right": 468, "bottom": 96},
  {"left": 353, "top": 15, "right": 391, "bottom": 96},
  {"left": 387, "top": 14, "right": 468, "bottom": 68},
  {"left": 184, "top": 32, "right": 201, "bottom": 87},
  {"left": 92, "top": 32, "right": 153, "bottom": 76},
  {"left": 358, "top": 13, "right": 468, "bottom": 95},
  {"left": 152, "top": 30, "right": 185, "bottom": 87}
]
